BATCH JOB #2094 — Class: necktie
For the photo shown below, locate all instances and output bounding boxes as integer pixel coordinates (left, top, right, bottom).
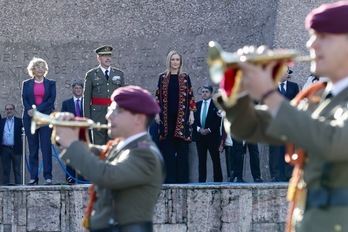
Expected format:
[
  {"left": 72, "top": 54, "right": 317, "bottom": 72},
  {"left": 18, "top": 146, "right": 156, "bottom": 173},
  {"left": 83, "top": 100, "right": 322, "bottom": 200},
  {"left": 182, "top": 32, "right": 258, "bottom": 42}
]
[
  {"left": 76, "top": 99, "right": 81, "bottom": 117},
  {"left": 105, "top": 70, "right": 109, "bottom": 81},
  {"left": 201, "top": 101, "right": 207, "bottom": 128},
  {"left": 280, "top": 83, "right": 286, "bottom": 95}
]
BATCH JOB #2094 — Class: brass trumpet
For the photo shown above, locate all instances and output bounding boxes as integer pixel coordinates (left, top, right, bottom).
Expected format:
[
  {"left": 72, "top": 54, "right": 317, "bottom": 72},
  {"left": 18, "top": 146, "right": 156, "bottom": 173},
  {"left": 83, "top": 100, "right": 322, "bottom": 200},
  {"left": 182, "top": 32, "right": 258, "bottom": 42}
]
[
  {"left": 207, "top": 41, "right": 314, "bottom": 106},
  {"left": 31, "top": 106, "right": 108, "bottom": 144}
]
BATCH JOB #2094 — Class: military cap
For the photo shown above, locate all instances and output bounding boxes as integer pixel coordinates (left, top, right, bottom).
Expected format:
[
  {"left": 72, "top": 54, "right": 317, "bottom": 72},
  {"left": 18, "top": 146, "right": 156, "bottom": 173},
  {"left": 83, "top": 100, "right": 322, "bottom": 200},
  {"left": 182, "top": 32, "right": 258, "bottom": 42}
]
[
  {"left": 111, "top": 85, "right": 160, "bottom": 115},
  {"left": 95, "top": 45, "right": 113, "bottom": 55},
  {"left": 305, "top": 1, "right": 348, "bottom": 34}
]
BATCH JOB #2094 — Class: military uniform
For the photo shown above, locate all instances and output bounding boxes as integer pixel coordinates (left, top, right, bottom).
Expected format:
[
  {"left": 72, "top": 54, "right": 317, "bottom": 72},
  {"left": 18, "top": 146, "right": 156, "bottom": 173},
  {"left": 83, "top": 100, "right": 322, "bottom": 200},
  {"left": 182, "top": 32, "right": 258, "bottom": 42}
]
[
  {"left": 83, "top": 45, "right": 125, "bottom": 145},
  {"left": 216, "top": 82, "right": 348, "bottom": 231},
  {"left": 61, "top": 134, "right": 164, "bottom": 231},
  {"left": 57, "top": 85, "right": 163, "bottom": 232}
]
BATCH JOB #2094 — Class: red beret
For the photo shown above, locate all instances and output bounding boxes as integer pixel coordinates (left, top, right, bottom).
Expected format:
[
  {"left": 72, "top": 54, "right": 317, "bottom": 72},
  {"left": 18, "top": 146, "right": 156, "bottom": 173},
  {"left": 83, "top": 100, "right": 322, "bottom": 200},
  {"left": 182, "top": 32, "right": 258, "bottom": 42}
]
[
  {"left": 305, "top": 1, "right": 348, "bottom": 34},
  {"left": 111, "top": 85, "right": 160, "bottom": 115}
]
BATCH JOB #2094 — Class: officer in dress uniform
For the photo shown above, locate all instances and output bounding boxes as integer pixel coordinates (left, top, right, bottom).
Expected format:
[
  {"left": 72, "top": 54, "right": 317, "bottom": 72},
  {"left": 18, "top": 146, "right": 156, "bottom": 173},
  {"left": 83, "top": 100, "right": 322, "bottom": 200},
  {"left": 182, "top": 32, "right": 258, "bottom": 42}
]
[{"left": 83, "top": 45, "right": 125, "bottom": 145}]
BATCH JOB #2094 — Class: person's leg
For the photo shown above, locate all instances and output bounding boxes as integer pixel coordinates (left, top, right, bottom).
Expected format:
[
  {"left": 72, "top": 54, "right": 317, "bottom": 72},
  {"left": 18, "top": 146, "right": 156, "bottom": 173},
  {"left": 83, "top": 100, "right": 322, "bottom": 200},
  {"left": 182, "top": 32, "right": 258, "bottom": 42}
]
[
  {"left": 176, "top": 139, "right": 189, "bottom": 183},
  {"left": 159, "top": 138, "right": 177, "bottom": 183},
  {"left": 24, "top": 118, "right": 39, "bottom": 181},
  {"left": 269, "top": 145, "right": 281, "bottom": 181},
  {"left": 1, "top": 148, "right": 12, "bottom": 185},
  {"left": 208, "top": 139, "right": 223, "bottom": 182},
  {"left": 231, "top": 139, "right": 245, "bottom": 182},
  {"left": 247, "top": 143, "right": 263, "bottom": 182},
  {"left": 39, "top": 126, "right": 53, "bottom": 181},
  {"left": 12, "top": 153, "right": 22, "bottom": 184},
  {"left": 196, "top": 141, "right": 208, "bottom": 182},
  {"left": 224, "top": 146, "right": 233, "bottom": 181}
]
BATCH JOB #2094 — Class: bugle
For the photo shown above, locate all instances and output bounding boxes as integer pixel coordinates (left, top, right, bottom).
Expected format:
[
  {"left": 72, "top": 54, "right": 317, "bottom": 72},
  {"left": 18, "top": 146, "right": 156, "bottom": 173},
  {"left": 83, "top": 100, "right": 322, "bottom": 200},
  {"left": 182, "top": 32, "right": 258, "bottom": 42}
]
[
  {"left": 31, "top": 105, "right": 108, "bottom": 144},
  {"left": 207, "top": 41, "right": 314, "bottom": 106}
]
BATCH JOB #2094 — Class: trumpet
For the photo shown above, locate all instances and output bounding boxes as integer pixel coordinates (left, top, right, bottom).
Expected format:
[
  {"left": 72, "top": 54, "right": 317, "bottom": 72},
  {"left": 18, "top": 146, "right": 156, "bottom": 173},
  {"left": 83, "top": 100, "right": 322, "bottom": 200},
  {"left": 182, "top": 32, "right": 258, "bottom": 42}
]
[
  {"left": 207, "top": 41, "right": 314, "bottom": 106},
  {"left": 31, "top": 106, "right": 109, "bottom": 144}
]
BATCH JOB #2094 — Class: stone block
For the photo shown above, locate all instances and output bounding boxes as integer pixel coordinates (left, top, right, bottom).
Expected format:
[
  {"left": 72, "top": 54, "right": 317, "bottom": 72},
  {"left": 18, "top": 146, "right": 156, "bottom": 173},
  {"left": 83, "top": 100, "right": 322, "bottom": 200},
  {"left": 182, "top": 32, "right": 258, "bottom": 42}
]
[
  {"left": 27, "top": 191, "right": 61, "bottom": 232},
  {"left": 187, "top": 188, "right": 221, "bottom": 231},
  {"left": 154, "top": 223, "right": 187, "bottom": 232}
]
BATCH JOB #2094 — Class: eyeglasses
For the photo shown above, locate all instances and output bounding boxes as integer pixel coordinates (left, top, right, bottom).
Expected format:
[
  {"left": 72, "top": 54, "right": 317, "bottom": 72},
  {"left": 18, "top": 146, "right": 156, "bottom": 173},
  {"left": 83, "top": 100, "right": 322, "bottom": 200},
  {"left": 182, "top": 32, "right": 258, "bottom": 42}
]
[{"left": 5, "top": 108, "right": 13, "bottom": 110}]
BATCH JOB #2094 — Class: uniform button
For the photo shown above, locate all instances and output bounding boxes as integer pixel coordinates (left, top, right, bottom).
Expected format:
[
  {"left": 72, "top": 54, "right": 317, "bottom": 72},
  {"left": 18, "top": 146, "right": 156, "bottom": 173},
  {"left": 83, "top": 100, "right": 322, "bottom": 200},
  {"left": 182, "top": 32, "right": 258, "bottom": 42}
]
[
  {"left": 280, "top": 135, "right": 287, "bottom": 141},
  {"left": 107, "top": 90, "right": 109, "bottom": 92},
  {"left": 66, "top": 159, "right": 70, "bottom": 164},
  {"left": 107, "top": 83, "right": 109, "bottom": 85}
]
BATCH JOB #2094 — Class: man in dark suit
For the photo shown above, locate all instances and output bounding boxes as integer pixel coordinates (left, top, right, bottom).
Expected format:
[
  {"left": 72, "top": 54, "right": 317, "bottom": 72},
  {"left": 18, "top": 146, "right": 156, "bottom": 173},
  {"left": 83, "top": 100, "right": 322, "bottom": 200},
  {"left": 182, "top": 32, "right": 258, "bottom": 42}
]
[
  {"left": 193, "top": 84, "right": 223, "bottom": 182},
  {"left": 55, "top": 85, "right": 164, "bottom": 231},
  {"left": 61, "top": 80, "right": 87, "bottom": 184},
  {"left": 0, "top": 104, "right": 23, "bottom": 185},
  {"left": 269, "top": 67, "right": 299, "bottom": 182},
  {"left": 83, "top": 45, "right": 125, "bottom": 145}
]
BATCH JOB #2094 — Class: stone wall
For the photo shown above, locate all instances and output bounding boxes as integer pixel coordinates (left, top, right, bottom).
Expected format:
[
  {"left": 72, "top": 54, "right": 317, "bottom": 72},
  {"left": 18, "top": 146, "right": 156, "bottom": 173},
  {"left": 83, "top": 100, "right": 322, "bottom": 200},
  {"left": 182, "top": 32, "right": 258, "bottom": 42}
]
[{"left": 0, "top": 184, "right": 288, "bottom": 232}]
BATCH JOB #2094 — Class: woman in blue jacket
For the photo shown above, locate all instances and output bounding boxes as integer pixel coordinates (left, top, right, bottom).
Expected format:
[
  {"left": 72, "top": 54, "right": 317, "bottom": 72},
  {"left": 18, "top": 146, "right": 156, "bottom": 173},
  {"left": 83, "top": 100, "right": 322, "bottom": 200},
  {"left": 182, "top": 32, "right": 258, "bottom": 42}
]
[{"left": 22, "top": 57, "right": 56, "bottom": 185}]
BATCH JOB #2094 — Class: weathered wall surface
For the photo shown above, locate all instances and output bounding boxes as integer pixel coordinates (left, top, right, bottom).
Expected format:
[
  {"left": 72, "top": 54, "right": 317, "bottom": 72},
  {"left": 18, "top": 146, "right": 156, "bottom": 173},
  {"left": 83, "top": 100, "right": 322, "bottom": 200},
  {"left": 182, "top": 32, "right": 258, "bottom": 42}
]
[
  {"left": 0, "top": 184, "right": 288, "bottom": 232},
  {"left": 0, "top": 0, "right": 277, "bottom": 115}
]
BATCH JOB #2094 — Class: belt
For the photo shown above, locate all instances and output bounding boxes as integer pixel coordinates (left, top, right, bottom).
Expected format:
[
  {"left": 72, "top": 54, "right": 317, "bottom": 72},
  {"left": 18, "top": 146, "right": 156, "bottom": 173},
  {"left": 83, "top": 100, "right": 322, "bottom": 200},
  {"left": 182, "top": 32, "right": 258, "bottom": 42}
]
[
  {"left": 306, "top": 188, "right": 348, "bottom": 210},
  {"left": 91, "top": 222, "right": 153, "bottom": 232},
  {"left": 2, "top": 145, "right": 14, "bottom": 148},
  {"left": 91, "top": 97, "right": 112, "bottom": 105}
]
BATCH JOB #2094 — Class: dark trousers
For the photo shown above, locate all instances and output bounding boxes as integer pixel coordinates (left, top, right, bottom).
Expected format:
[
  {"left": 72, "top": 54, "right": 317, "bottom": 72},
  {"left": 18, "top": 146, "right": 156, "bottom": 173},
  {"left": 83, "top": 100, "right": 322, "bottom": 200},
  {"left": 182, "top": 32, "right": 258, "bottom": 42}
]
[
  {"left": 160, "top": 115, "right": 190, "bottom": 183},
  {"left": 160, "top": 137, "right": 189, "bottom": 183},
  {"left": 231, "top": 139, "right": 245, "bottom": 179},
  {"left": 1, "top": 146, "right": 21, "bottom": 184},
  {"left": 269, "top": 145, "right": 294, "bottom": 180},
  {"left": 231, "top": 139, "right": 262, "bottom": 180},
  {"left": 224, "top": 145, "right": 233, "bottom": 180},
  {"left": 196, "top": 137, "right": 222, "bottom": 182},
  {"left": 247, "top": 143, "right": 262, "bottom": 179},
  {"left": 24, "top": 118, "right": 52, "bottom": 180}
]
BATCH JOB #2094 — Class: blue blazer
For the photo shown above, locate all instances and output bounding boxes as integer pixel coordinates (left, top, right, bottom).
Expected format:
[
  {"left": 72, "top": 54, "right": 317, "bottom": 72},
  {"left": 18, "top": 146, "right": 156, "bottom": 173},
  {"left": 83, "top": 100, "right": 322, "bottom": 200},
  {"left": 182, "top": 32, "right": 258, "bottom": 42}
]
[
  {"left": 22, "top": 78, "right": 56, "bottom": 118},
  {"left": 61, "top": 97, "right": 84, "bottom": 117},
  {"left": 0, "top": 117, "right": 23, "bottom": 154}
]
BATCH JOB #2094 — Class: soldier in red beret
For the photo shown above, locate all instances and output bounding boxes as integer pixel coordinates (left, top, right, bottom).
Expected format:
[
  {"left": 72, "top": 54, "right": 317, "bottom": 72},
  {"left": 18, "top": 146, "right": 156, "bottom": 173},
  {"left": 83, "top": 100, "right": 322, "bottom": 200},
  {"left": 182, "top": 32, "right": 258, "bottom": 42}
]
[
  {"left": 215, "top": 1, "right": 348, "bottom": 231},
  {"left": 54, "top": 85, "right": 165, "bottom": 232}
]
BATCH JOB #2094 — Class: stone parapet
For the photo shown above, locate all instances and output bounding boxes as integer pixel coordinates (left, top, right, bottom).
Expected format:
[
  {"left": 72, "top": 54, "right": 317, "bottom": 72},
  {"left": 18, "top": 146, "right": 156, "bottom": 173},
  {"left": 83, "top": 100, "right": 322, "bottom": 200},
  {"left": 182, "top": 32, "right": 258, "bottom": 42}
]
[{"left": 0, "top": 183, "right": 288, "bottom": 232}]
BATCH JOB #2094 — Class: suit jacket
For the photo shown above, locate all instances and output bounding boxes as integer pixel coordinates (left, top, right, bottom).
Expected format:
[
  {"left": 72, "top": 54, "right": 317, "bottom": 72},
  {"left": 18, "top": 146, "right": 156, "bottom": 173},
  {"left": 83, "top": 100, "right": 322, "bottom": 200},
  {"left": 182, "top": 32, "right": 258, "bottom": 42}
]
[
  {"left": 0, "top": 117, "right": 23, "bottom": 154},
  {"left": 22, "top": 77, "right": 56, "bottom": 118},
  {"left": 60, "top": 134, "right": 164, "bottom": 230},
  {"left": 193, "top": 99, "right": 221, "bottom": 142},
  {"left": 280, "top": 80, "right": 300, "bottom": 100},
  {"left": 83, "top": 66, "right": 124, "bottom": 123},
  {"left": 216, "top": 83, "right": 348, "bottom": 231},
  {"left": 61, "top": 97, "right": 84, "bottom": 117}
]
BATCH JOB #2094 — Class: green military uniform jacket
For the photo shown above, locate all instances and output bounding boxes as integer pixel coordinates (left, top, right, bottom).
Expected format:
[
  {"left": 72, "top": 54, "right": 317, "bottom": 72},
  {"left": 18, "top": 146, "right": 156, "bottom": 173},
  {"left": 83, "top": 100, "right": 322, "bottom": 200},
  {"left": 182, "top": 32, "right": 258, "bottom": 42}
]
[
  {"left": 60, "top": 134, "right": 164, "bottom": 230},
  {"left": 83, "top": 66, "right": 124, "bottom": 144},
  {"left": 215, "top": 83, "right": 348, "bottom": 232}
]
